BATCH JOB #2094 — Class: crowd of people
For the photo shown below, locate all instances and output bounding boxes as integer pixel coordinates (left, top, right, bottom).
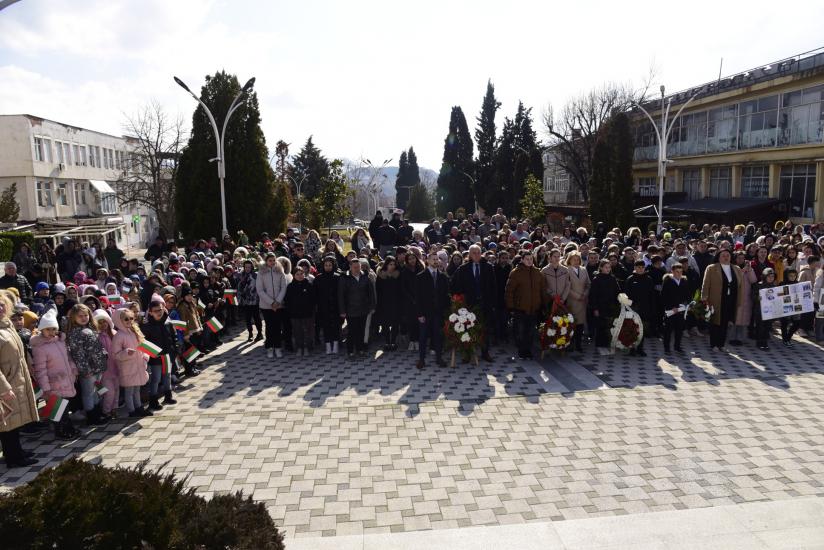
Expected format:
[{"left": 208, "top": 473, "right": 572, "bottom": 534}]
[{"left": 0, "top": 210, "right": 823, "bottom": 469}]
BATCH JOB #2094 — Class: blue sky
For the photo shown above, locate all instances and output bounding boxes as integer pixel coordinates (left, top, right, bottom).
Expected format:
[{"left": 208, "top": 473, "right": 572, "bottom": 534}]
[{"left": 1, "top": 0, "right": 823, "bottom": 169}]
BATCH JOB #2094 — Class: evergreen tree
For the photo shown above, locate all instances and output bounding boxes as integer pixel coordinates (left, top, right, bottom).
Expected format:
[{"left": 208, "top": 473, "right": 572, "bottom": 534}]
[
  {"left": 519, "top": 174, "right": 545, "bottom": 224},
  {"left": 405, "top": 183, "right": 435, "bottom": 222},
  {"left": 175, "top": 70, "right": 284, "bottom": 240},
  {"left": 491, "top": 118, "right": 516, "bottom": 216},
  {"left": 305, "top": 159, "right": 351, "bottom": 231},
  {"left": 406, "top": 147, "right": 421, "bottom": 186},
  {"left": 474, "top": 80, "right": 501, "bottom": 213},
  {"left": 436, "top": 107, "right": 475, "bottom": 215},
  {"left": 291, "top": 136, "right": 330, "bottom": 201},
  {"left": 0, "top": 183, "right": 20, "bottom": 223},
  {"left": 609, "top": 113, "right": 635, "bottom": 229},
  {"left": 589, "top": 121, "right": 614, "bottom": 228},
  {"left": 395, "top": 150, "right": 409, "bottom": 209}
]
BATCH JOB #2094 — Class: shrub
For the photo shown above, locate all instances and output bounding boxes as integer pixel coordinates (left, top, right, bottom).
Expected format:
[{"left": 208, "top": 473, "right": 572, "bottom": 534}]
[
  {"left": 0, "top": 238, "right": 12, "bottom": 262},
  {"left": 0, "top": 231, "right": 35, "bottom": 257},
  {"left": 0, "top": 458, "right": 284, "bottom": 550}
]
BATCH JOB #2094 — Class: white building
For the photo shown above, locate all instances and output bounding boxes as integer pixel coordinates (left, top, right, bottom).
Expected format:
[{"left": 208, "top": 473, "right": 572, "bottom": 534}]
[{"left": 0, "top": 114, "right": 157, "bottom": 248}]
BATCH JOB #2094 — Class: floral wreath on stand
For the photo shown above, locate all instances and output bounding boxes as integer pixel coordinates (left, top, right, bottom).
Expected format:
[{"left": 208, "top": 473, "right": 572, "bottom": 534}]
[
  {"left": 610, "top": 293, "right": 643, "bottom": 350},
  {"left": 443, "top": 294, "right": 483, "bottom": 366},
  {"left": 539, "top": 295, "right": 575, "bottom": 356},
  {"left": 686, "top": 290, "right": 714, "bottom": 322}
]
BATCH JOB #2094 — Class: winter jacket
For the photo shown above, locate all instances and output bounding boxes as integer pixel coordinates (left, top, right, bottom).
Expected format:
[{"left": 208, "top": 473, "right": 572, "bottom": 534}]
[
  {"left": 566, "top": 265, "right": 590, "bottom": 324},
  {"left": 504, "top": 264, "right": 545, "bottom": 315},
  {"left": 236, "top": 270, "right": 259, "bottom": 306},
  {"left": 98, "top": 331, "right": 119, "bottom": 386},
  {"left": 285, "top": 278, "right": 317, "bottom": 319},
  {"left": 31, "top": 333, "right": 77, "bottom": 399},
  {"left": 66, "top": 326, "right": 108, "bottom": 376},
  {"left": 400, "top": 265, "right": 422, "bottom": 318},
  {"left": 734, "top": 264, "right": 758, "bottom": 326},
  {"left": 142, "top": 313, "right": 179, "bottom": 366},
  {"left": 0, "top": 320, "right": 38, "bottom": 432},
  {"left": 625, "top": 272, "right": 655, "bottom": 320},
  {"left": 589, "top": 273, "right": 620, "bottom": 319},
  {"left": 111, "top": 312, "right": 149, "bottom": 387},
  {"left": 314, "top": 271, "right": 341, "bottom": 319},
  {"left": 701, "top": 263, "right": 744, "bottom": 326},
  {"left": 541, "top": 264, "right": 571, "bottom": 302},
  {"left": 338, "top": 271, "right": 376, "bottom": 318},
  {"left": 178, "top": 300, "right": 203, "bottom": 335},
  {"left": 661, "top": 274, "right": 693, "bottom": 311},
  {"left": 0, "top": 274, "right": 33, "bottom": 304},
  {"left": 375, "top": 268, "right": 402, "bottom": 324},
  {"left": 255, "top": 260, "right": 289, "bottom": 310}
]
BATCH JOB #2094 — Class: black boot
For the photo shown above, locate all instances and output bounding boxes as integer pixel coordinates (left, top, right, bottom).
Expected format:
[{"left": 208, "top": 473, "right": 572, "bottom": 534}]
[
  {"left": 163, "top": 391, "right": 177, "bottom": 405},
  {"left": 86, "top": 406, "right": 107, "bottom": 426},
  {"left": 184, "top": 363, "right": 201, "bottom": 377},
  {"left": 148, "top": 397, "right": 164, "bottom": 411},
  {"left": 247, "top": 331, "right": 253, "bottom": 342}
]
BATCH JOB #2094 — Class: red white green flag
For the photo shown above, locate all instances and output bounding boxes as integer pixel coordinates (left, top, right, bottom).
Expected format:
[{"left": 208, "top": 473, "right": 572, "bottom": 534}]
[
  {"left": 39, "top": 394, "right": 68, "bottom": 421},
  {"left": 137, "top": 340, "right": 162, "bottom": 358},
  {"left": 197, "top": 298, "right": 206, "bottom": 310},
  {"left": 33, "top": 384, "right": 43, "bottom": 400},
  {"left": 160, "top": 354, "right": 173, "bottom": 375},
  {"left": 183, "top": 345, "right": 201, "bottom": 363},
  {"left": 95, "top": 381, "right": 108, "bottom": 396},
  {"left": 205, "top": 317, "right": 224, "bottom": 333},
  {"left": 107, "top": 294, "right": 123, "bottom": 305},
  {"left": 168, "top": 319, "right": 187, "bottom": 333},
  {"left": 223, "top": 289, "right": 237, "bottom": 304}
]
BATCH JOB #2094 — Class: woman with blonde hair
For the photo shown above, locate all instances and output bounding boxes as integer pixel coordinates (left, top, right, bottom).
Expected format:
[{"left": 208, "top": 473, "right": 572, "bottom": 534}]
[
  {"left": 0, "top": 290, "right": 39, "bottom": 467},
  {"left": 564, "top": 250, "right": 590, "bottom": 352}
]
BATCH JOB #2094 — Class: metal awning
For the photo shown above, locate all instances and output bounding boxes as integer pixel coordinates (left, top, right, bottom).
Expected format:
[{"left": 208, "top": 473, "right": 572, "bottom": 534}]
[{"left": 89, "top": 179, "right": 115, "bottom": 194}]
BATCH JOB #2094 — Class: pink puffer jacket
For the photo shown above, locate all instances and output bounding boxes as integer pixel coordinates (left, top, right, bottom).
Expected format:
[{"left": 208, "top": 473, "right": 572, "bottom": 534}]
[
  {"left": 31, "top": 333, "right": 77, "bottom": 398},
  {"left": 111, "top": 312, "right": 148, "bottom": 387},
  {"left": 98, "top": 330, "right": 120, "bottom": 385}
]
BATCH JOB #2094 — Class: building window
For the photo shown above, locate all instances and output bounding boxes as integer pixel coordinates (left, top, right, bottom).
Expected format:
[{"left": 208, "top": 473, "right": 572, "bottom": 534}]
[
  {"left": 74, "top": 182, "right": 87, "bottom": 206},
  {"left": 738, "top": 95, "right": 778, "bottom": 149},
  {"left": 107, "top": 149, "right": 114, "bottom": 169},
  {"left": 63, "top": 143, "right": 72, "bottom": 165},
  {"left": 709, "top": 167, "right": 731, "bottom": 198},
  {"left": 100, "top": 193, "right": 117, "bottom": 215},
  {"left": 56, "top": 182, "right": 68, "bottom": 205},
  {"left": 638, "top": 177, "right": 657, "bottom": 196},
  {"left": 707, "top": 105, "right": 738, "bottom": 153},
  {"left": 780, "top": 164, "right": 816, "bottom": 218},
  {"left": 114, "top": 150, "right": 121, "bottom": 170},
  {"left": 89, "top": 146, "right": 97, "bottom": 168},
  {"left": 34, "top": 137, "right": 45, "bottom": 161},
  {"left": 43, "top": 138, "right": 53, "bottom": 162},
  {"left": 79, "top": 146, "right": 87, "bottom": 166},
  {"left": 55, "top": 141, "right": 64, "bottom": 164},
  {"left": 682, "top": 168, "right": 701, "bottom": 200},
  {"left": 741, "top": 166, "right": 770, "bottom": 198},
  {"left": 36, "top": 180, "right": 53, "bottom": 207},
  {"left": 779, "top": 85, "right": 824, "bottom": 146},
  {"left": 72, "top": 145, "right": 80, "bottom": 166}
]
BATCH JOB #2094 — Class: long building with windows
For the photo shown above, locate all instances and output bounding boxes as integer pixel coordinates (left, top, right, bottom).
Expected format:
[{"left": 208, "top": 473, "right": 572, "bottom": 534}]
[
  {"left": 633, "top": 47, "right": 824, "bottom": 224},
  {"left": 0, "top": 114, "right": 157, "bottom": 247}
]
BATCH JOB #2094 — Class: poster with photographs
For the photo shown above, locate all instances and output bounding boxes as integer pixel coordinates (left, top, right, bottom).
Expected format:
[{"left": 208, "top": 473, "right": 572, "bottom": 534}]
[{"left": 759, "top": 281, "right": 814, "bottom": 321}]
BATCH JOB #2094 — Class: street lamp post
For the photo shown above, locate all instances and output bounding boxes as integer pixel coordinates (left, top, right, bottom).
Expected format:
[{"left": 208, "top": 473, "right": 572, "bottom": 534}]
[
  {"left": 288, "top": 173, "right": 308, "bottom": 227},
  {"left": 362, "top": 158, "right": 392, "bottom": 216},
  {"left": 174, "top": 75, "right": 255, "bottom": 237},
  {"left": 459, "top": 170, "right": 478, "bottom": 213},
  {"left": 632, "top": 85, "right": 698, "bottom": 234}
]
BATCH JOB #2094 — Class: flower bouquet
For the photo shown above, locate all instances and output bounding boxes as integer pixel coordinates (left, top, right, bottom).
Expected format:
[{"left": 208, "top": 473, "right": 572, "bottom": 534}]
[
  {"left": 686, "top": 290, "right": 714, "bottom": 322},
  {"left": 610, "top": 293, "right": 643, "bottom": 350},
  {"left": 443, "top": 294, "right": 483, "bottom": 366},
  {"left": 539, "top": 295, "right": 575, "bottom": 354}
]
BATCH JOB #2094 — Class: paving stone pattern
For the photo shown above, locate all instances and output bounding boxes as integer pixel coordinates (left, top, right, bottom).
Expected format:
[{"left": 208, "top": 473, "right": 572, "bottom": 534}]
[{"left": 1, "top": 329, "right": 823, "bottom": 541}]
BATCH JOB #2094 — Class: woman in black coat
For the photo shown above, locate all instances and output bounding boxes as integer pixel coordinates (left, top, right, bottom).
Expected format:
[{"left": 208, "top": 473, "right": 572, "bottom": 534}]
[
  {"left": 589, "top": 259, "right": 621, "bottom": 354},
  {"left": 314, "top": 256, "right": 342, "bottom": 354},
  {"left": 400, "top": 253, "right": 424, "bottom": 351},
  {"left": 375, "top": 257, "right": 402, "bottom": 350}
]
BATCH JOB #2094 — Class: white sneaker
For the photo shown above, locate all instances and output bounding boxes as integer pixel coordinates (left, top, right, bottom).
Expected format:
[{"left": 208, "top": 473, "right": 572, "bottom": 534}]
[
  {"left": 326, "top": 343, "right": 332, "bottom": 355},
  {"left": 332, "top": 341, "right": 339, "bottom": 354},
  {"left": 267, "top": 349, "right": 274, "bottom": 359},
  {"left": 275, "top": 348, "right": 283, "bottom": 358},
  {"left": 408, "top": 342, "right": 415, "bottom": 351}
]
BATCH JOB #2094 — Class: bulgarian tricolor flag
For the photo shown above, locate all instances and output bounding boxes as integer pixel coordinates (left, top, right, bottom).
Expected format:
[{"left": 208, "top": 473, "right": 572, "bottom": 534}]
[
  {"left": 107, "top": 294, "right": 123, "bottom": 306},
  {"left": 95, "top": 381, "right": 108, "bottom": 396},
  {"left": 137, "top": 340, "right": 162, "bottom": 358},
  {"left": 39, "top": 394, "right": 68, "bottom": 421},
  {"left": 205, "top": 317, "right": 224, "bottom": 333},
  {"left": 183, "top": 345, "right": 201, "bottom": 363},
  {"left": 168, "top": 319, "right": 188, "bottom": 333},
  {"left": 33, "top": 384, "right": 44, "bottom": 401},
  {"left": 160, "top": 354, "right": 173, "bottom": 375},
  {"left": 197, "top": 298, "right": 206, "bottom": 310},
  {"left": 223, "top": 289, "right": 237, "bottom": 304}
]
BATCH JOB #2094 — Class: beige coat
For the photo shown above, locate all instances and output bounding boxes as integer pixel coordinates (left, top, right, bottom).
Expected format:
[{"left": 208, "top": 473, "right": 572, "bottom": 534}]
[
  {"left": 701, "top": 263, "right": 744, "bottom": 326},
  {"left": 0, "top": 320, "right": 39, "bottom": 432},
  {"left": 541, "top": 264, "right": 571, "bottom": 302},
  {"left": 566, "top": 265, "right": 590, "bottom": 325}
]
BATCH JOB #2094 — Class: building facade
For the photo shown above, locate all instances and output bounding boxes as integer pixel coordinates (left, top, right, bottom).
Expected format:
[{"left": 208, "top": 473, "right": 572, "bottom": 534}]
[
  {"left": 633, "top": 48, "right": 824, "bottom": 224},
  {"left": 0, "top": 114, "right": 157, "bottom": 247}
]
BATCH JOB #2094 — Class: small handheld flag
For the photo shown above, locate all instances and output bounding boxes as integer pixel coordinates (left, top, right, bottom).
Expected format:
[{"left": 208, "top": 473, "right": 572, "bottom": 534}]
[
  {"left": 33, "top": 384, "right": 44, "bottom": 401},
  {"left": 205, "top": 317, "right": 224, "bottom": 334},
  {"left": 137, "top": 340, "right": 162, "bottom": 359},
  {"left": 197, "top": 298, "right": 206, "bottom": 310},
  {"left": 183, "top": 345, "right": 201, "bottom": 363},
  {"left": 160, "top": 354, "right": 173, "bottom": 375},
  {"left": 107, "top": 295, "right": 123, "bottom": 305},
  {"left": 40, "top": 394, "right": 68, "bottom": 421},
  {"left": 223, "top": 289, "right": 237, "bottom": 305},
  {"left": 94, "top": 381, "right": 108, "bottom": 396},
  {"left": 168, "top": 319, "right": 188, "bottom": 333}
]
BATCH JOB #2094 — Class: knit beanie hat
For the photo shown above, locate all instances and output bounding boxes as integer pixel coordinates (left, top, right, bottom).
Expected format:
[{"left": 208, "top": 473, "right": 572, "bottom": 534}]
[{"left": 37, "top": 310, "right": 58, "bottom": 331}]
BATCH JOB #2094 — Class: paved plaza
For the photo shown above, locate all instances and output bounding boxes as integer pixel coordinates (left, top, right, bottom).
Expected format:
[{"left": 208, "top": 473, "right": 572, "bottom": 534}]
[{"left": 2, "top": 328, "right": 824, "bottom": 547}]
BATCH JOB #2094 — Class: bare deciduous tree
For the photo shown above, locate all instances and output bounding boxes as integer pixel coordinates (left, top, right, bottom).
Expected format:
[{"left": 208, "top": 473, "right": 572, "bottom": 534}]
[
  {"left": 543, "top": 73, "right": 655, "bottom": 201},
  {"left": 118, "top": 101, "right": 185, "bottom": 239}
]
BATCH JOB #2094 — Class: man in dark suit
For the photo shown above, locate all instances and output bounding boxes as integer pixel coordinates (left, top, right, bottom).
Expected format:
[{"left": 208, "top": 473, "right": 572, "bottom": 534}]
[
  {"left": 415, "top": 251, "right": 450, "bottom": 369},
  {"left": 450, "top": 244, "right": 496, "bottom": 361}
]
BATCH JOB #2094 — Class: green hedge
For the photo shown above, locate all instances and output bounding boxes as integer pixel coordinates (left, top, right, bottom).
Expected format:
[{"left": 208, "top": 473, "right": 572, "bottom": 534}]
[
  {"left": 0, "top": 231, "right": 35, "bottom": 256},
  {"left": 0, "top": 238, "right": 12, "bottom": 262},
  {"left": 0, "top": 458, "right": 285, "bottom": 550}
]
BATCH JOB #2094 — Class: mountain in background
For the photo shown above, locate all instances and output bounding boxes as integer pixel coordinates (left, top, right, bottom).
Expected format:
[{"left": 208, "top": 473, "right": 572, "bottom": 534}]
[{"left": 342, "top": 160, "right": 438, "bottom": 200}]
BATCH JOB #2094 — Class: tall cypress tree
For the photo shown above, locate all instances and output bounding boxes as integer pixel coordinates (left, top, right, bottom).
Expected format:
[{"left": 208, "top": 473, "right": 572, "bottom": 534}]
[
  {"left": 175, "top": 70, "right": 284, "bottom": 240},
  {"left": 589, "top": 121, "right": 614, "bottom": 228},
  {"left": 436, "top": 106, "right": 475, "bottom": 215},
  {"left": 291, "top": 136, "right": 329, "bottom": 201},
  {"left": 474, "top": 80, "right": 500, "bottom": 213},
  {"left": 406, "top": 147, "right": 421, "bottom": 187},
  {"left": 395, "top": 150, "right": 409, "bottom": 208},
  {"left": 491, "top": 118, "right": 516, "bottom": 216},
  {"left": 609, "top": 112, "right": 635, "bottom": 229}
]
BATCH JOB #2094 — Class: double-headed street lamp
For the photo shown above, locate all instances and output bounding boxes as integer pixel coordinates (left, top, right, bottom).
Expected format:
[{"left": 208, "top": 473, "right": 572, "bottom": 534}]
[
  {"left": 631, "top": 85, "right": 698, "bottom": 233},
  {"left": 363, "top": 158, "right": 392, "bottom": 215},
  {"left": 174, "top": 75, "right": 256, "bottom": 237}
]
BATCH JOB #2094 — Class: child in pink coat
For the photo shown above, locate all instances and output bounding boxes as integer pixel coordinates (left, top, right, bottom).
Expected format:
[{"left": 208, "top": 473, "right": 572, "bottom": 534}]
[
  {"left": 111, "top": 308, "right": 151, "bottom": 418},
  {"left": 31, "top": 310, "right": 80, "bottom": 439},
  {"left": 93, "top": 309, "right": 120, "bottom": 417}
]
